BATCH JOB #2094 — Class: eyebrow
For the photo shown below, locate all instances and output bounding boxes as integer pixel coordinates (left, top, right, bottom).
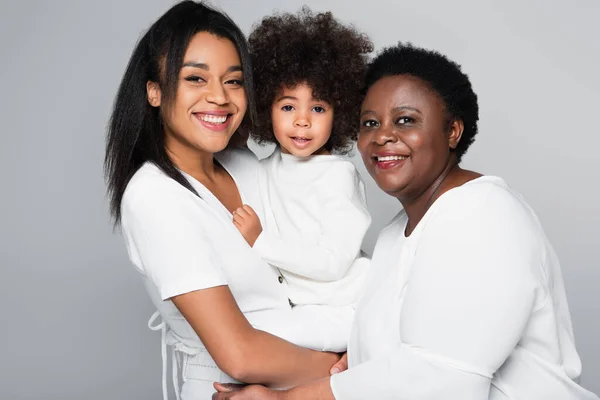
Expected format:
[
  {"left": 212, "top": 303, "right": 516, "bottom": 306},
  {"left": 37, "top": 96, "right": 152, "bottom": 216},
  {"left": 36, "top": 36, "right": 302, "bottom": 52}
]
[
  {"left": 392, "top": 106, "right": 421, "bottom": 114},
  {"left": 360, "top": 106, "right": 421, "bottom": 118},
  {"left": 181, "top": 62, "right": 242, "bottom": 73},
  {"left": 275, "top": 95, "right": 298, "bottom": 102},
  {"left": 275, "top": 95, "right": 329, "bottom": 103}
]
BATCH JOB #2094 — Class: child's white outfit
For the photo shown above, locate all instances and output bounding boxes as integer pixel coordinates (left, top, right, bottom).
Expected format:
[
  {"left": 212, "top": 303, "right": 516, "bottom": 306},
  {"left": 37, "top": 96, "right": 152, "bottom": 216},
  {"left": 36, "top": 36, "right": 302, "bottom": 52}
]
[{"left": 254, "top": 148, "right": 371, "bottom": 307}]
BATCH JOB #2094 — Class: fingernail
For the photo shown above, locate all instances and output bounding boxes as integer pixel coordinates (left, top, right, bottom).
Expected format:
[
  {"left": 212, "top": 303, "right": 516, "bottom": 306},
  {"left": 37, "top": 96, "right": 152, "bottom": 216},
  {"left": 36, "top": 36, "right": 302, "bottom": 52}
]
[{"left": 331, "top": 368, "right": 340, "bottom": 374}]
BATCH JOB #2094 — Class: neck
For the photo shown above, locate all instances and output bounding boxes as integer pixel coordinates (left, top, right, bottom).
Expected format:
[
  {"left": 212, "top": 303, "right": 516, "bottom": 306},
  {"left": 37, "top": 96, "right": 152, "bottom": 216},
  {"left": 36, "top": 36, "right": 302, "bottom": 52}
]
[
  {"left": 401, "top": 159, "right": 459, "bottom": 236},
  {"left": 165, "top": 138, "right": 218, "bottom": 184}
]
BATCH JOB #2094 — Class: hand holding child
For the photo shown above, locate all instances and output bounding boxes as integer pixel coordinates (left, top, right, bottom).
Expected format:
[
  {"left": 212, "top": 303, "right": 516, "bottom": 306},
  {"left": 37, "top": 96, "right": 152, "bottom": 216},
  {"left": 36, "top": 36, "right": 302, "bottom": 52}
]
[{"left": 233, "top": 205, "right": 262, "bottom": 247}]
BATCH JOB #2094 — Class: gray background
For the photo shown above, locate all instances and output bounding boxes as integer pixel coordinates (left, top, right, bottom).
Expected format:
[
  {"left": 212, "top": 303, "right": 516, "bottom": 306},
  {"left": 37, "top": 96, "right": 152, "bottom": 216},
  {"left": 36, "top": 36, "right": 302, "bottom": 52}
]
[{"left": 1, "top": 0, "right": 598, "bottom": 399}]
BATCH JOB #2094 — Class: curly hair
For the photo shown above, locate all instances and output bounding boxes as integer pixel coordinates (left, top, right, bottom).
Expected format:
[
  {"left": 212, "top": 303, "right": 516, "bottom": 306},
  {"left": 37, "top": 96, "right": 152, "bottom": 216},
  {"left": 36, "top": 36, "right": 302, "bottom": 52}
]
[
  {"left": 365, "top": 43, "right": 479, "bottom": 163},
  {"left": 248, "top": 7, "right": 373, "bottom": 154}
]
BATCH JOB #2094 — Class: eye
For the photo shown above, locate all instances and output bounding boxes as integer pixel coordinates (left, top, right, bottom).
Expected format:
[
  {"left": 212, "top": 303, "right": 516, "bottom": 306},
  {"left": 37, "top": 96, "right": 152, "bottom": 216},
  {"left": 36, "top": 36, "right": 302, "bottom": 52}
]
[
  {"left": 184, "top": 75, "right": 206, "bottom": 84},
  {"left": 225, "top": 78, "right": 244, "bottom": 87},
  {"left": 281, "top": 105, "right": 294, "bottom": 112},
  {"left": 312, "top": 106, "right": 326, "bottom": 113},
  {"left": 361, "top": 119, "right": 379, "bottom": 128},
  {"left": 396, "top": 116, "right": 415, "bottom": 125}
]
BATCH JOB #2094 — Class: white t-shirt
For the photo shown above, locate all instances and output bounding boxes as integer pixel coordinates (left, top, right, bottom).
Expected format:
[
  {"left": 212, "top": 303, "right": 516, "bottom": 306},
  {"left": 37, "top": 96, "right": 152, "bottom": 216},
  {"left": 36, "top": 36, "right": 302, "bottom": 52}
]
[
  {"left": 330, "top": 176, "right": 598, "bottom": 400},
  {"left": 121, "top": 149, "right": 351, "bottom": 397},
  {"left": 254, "top": 149, "right": 371, "bottom": 306}
]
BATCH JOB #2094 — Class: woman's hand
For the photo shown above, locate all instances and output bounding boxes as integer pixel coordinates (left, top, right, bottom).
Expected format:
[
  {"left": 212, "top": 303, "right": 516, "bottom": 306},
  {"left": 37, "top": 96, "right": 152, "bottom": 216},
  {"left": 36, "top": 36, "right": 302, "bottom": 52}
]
[
  {"left": 330, "top": 352, "right": 348, "bottom": 375},
  {"left": 212, "top": 383, "right": 282, "bottom": 400}
]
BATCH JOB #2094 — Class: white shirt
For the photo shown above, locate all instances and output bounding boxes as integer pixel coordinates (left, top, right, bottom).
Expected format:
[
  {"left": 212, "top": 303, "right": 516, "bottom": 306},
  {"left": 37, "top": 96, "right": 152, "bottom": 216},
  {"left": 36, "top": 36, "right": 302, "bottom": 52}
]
[
  {"left": 330, "top": 176, "right": 598, "bottom": 400},
  {"left": 120, "top": 149, "right": 351, "bottom": 399},
  {"left": 254, "top": 149, "right": 371, "bottom": 306}
]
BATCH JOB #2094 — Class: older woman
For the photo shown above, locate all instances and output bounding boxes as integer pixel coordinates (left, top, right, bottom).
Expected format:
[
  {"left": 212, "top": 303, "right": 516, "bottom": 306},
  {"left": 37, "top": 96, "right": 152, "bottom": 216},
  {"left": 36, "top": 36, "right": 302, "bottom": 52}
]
[{"left": 214, "top": 43, "right": 599, "bottom": 399}]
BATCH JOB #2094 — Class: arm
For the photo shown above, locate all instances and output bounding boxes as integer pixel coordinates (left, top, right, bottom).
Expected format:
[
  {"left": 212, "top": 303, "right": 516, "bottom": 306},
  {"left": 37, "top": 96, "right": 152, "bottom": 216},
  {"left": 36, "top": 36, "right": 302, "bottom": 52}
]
[
  {"left": 246, "top": 304, "right": 354, "bottom": 353},
  {"left": 123, "top": 181, "right": 339, "bottom": 388},
  {"left": 253, "top": 166, "right": 370, "bottom": 281},
  {"left": 172, "top": 287, "right": 340, "bottom": 388}
]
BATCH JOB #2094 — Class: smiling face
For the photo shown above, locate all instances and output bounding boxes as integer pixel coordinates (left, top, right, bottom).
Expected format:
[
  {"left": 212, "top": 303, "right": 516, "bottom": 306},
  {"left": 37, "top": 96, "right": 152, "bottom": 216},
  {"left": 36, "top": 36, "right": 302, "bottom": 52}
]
[
  {"left": 146, "top": 31, "right": 247, "bottom": 159},
  {"left": 358, "top": 74, "right": 463, "bottom": 201},
  {"left": 270, "top": 83, "right": 333, "bottom": 157}
]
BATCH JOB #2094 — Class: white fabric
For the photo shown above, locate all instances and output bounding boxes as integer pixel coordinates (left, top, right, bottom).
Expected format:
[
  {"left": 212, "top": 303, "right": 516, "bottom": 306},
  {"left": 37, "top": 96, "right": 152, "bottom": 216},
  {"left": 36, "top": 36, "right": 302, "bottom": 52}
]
[
  {"left": 121, "top": 148, "right": 351, "bottom": 400},
  {"left": 254, "top": 148, "right": 371, "bottom": 306},
  {"left": 330, "top": 175, "right": 599, "bottom": 400}
]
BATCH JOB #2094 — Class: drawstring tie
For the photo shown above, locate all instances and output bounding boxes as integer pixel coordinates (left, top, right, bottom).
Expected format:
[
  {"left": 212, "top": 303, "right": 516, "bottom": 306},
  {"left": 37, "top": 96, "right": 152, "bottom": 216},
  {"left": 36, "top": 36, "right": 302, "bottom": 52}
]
[{"left": 148, "top": 311, "right": 183, "bottom": 400}]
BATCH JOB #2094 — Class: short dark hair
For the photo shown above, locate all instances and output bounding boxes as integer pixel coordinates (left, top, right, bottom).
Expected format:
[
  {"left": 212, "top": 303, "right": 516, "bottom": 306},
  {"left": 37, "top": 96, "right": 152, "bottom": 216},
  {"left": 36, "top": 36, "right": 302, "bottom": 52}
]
[
  {"left": 365, "top": 43, "right": 479, "bottom": 162},
  {"left": 104, "top": 1, "right": 255, "bottom": 226},
  {"left": 248, "top": 7, "right": 373, "bottom": 154}
]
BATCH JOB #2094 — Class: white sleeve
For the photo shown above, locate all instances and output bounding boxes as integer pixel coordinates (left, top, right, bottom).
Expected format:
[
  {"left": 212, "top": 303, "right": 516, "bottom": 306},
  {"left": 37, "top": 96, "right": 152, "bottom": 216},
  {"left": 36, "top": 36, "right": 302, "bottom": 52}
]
[
  {"left": 249, "top": 305, "right": 354, "bottom": 353},
  {"left": 122, "top": 179, "right": 227, "bottom": 300},
  {"left": 330, "top": 189, "right": 540, "bottom": 399},
  {"left": 253, "top": 165, "right": 371, "bottom": 282}
]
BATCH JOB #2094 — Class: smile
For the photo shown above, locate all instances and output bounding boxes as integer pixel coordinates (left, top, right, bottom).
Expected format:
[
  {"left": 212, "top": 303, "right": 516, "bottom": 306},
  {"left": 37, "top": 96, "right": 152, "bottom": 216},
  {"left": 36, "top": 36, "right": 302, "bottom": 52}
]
[
  {"left": 374, "top": 155, "right": 408, "bottom": 162},
  {"left": 371, "top": 153, "right": 409, "bottom": 170},
  {"left": 292, "top": 137, "right": 311, "bottom": 142},
  {"left": 194, "top": 112, "right": 233, "bottom": 132},
  {"left": 198, "top": 113, "right": 230, "bottom": 124}
]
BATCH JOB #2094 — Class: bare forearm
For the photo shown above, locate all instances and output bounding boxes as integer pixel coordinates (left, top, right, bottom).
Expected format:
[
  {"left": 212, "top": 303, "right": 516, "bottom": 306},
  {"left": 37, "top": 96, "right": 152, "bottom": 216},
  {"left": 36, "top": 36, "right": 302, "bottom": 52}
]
[
  {"left": 242, "top": 330, "right": 339, "bottom": 388},
  {"left": 280, "top": 376, "right": 335, "bottom": 400}
]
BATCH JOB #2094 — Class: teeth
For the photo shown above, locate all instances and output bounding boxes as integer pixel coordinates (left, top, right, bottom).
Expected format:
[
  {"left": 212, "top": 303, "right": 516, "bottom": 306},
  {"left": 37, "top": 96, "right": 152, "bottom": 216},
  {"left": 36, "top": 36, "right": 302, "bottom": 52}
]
[
  {"left": 200, "top": 114, "right": 228, "bottom": 124},
  {"left": 293, "top": 137, "right": 310, "bottom": 142},
  {"left": 377, "top": 155, "right": 407, "bottom": 162}
]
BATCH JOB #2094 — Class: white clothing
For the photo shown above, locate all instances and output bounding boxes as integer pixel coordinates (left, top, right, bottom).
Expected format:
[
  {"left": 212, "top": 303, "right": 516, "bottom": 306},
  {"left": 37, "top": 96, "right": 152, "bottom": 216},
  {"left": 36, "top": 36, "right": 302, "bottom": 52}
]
[
  {"left": 330, "top": 176, "right": 598, "bottom": 400},
  {"left": 121, "top": 148, "right": 351, "bottom": 400},
  {"left": 254, "top": 149, "right": 371, "bottom": 306}
]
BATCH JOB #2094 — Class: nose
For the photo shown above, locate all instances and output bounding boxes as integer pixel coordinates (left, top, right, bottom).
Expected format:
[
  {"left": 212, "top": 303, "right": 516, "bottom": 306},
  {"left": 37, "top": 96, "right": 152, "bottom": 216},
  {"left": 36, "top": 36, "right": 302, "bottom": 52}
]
[
  {"left": 205, "top": 80, "right": 229, "bottom": 105},
  {"left": 293, "top": 111, "right": 311, "bottom": 128},
  {"left": 372, "top": 124, "right": 397, "bottom": 146}
]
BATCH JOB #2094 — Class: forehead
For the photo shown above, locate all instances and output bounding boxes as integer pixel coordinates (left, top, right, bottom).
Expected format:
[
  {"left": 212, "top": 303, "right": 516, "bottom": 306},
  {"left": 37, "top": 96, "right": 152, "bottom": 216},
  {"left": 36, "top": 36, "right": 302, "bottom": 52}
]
[
  {"left": 362, "top": 74, "right": 444, "bottom": 111},
  {"left": 278, "top": 82, "right": 313, "bottom": 96},
  {"left": 183, "top": 31, "right": 241, "bottom": 65}
]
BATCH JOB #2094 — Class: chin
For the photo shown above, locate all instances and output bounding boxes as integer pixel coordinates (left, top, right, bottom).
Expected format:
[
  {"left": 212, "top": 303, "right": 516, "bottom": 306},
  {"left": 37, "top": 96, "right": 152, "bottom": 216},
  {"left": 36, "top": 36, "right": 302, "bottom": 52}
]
[
  {"left": 203, "top": 137, "right": 232, "bottom": 154},
  {"left": 373, "top": 178, "right": 407, "bottom": 198}
]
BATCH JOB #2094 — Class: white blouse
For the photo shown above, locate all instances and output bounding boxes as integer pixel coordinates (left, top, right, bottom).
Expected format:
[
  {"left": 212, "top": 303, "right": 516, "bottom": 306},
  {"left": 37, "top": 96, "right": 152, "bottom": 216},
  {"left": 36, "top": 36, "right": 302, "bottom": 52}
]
[
  {"left": 330, "top": 176, "right": 598, "bottom": 400},
  {"left": 254, "top": 149, "right": 371, "bottom": 306},
  {"left": 121, "top": 149, "right": 351, "bottom": 400}
]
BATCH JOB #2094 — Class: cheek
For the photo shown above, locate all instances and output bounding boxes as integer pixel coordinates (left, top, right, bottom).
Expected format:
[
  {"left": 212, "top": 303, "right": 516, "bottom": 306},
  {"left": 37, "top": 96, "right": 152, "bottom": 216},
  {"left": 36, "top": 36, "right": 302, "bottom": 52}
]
[
  {"left": 231, "top": 90, "right": 247, "bottom": 113},
  {"left": 317, "top": 115, "right": 334, "bottom": 137},
  {"left": 357, "top": 134, "right": 369, "bottom": 156},
  {"left": 271, "top": 111, "right": 289, "bottom": 133}
]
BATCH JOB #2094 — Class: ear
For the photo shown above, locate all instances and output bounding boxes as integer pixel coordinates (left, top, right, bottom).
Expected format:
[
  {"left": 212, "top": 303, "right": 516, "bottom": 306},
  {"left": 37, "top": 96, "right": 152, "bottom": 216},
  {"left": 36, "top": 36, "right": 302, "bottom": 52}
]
[
  {"left": 448, "top": 118, "right": 464, "bottom": 150},
  {"left": 146, "top": 81, "right": 162, "bottom": 107}
]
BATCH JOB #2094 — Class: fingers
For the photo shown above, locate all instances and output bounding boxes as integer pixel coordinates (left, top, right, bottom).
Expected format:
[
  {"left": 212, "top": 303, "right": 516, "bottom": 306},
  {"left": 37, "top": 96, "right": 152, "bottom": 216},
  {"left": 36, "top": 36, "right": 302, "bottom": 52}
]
[
  {"left": 214, "top": 382, "right": 245, "bottom": 393},
  {"left": 241, "top": 204, "right": 256, "bottom": 216},
  {"left": 233, "top": 205, "right": 257, "bottom": 225},
  {"left": 330, "top": 352, "right": 348, "bottom": 375},
  {"left": 213, "top": 382, "right": 247, "bottom": 399}
]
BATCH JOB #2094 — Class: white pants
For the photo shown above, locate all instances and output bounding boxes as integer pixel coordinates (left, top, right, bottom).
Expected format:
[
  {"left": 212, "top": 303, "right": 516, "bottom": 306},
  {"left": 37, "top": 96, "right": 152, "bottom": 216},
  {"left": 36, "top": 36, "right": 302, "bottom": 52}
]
[{"left": 179, "top": 348, "right": 240, "bottom": 400}]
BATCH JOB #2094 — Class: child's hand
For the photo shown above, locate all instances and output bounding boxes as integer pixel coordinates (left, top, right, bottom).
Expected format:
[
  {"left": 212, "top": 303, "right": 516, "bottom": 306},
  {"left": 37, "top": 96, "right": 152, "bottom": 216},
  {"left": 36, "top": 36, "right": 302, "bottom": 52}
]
[{"left": 232, "top": 205, "right": 263, "bottom": 247}]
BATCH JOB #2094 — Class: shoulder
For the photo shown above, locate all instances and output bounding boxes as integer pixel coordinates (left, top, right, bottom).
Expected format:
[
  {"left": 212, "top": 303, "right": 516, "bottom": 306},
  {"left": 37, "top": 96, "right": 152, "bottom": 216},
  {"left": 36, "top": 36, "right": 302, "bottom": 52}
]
[
  {"left": 318, "top": 157, "right": 362, "bottom": 185},
  {"left": 121, "top": 163, "right": 196, "bottom": 219},
  {"left": 435, "top": 176, "right": 537, "bottom": 226},
  {"left": 423, "top": 176, "right": 544, "bottom": 251}
]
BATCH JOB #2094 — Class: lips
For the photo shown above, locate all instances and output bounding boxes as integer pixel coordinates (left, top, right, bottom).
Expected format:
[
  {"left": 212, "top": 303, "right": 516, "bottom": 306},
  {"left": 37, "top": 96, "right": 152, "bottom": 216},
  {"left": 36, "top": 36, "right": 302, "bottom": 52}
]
[
  {"left": 290, "top": 136, "right": 312, "bottom": 148},
  {"left": 194, "top": 111, "right": 233, "bottom": 131},
  {"left": 371, "top": 152, "right": 409, "bottom": 170}
]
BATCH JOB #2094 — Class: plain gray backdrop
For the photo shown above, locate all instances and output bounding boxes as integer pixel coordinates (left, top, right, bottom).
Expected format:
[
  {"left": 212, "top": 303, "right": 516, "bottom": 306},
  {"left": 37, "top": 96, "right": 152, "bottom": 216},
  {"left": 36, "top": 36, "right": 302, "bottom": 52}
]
[{"left": 1, "top": 0, "right": 598, "bottom": 399}]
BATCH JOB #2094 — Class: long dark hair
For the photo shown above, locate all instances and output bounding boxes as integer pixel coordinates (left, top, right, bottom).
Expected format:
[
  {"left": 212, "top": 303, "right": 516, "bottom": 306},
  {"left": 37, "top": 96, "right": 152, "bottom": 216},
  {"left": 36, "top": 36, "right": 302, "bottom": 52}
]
[{"left": 104, "top": 1, "right": 256, "bottom": 226}]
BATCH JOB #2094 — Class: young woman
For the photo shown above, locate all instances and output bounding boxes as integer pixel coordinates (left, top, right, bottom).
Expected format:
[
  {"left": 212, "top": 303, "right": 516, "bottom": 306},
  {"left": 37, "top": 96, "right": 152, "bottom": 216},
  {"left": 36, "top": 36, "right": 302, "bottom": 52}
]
[{"left": 105, "top": 2, "right": 347, "bottom": 399}]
